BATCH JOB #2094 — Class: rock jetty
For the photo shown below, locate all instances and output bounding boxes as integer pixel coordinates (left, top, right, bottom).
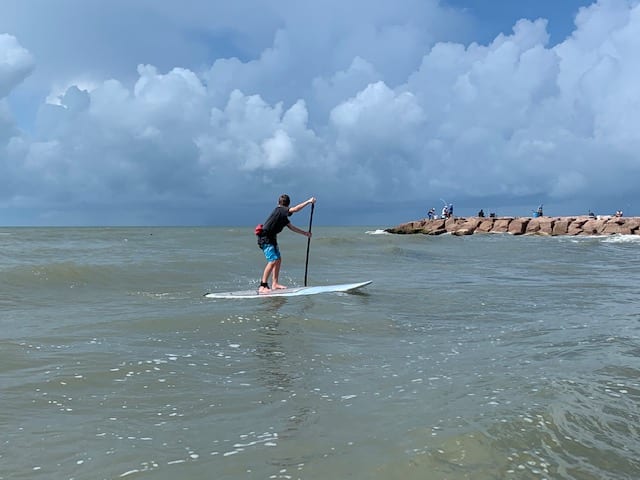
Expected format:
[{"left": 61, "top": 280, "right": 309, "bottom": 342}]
[{"left": 385, "top": 216, "right": 640, "bottom": 236}]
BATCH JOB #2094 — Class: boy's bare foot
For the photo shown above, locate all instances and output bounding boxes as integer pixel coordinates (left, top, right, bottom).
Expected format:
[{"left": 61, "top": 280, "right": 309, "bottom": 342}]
[
  {"left": 272, "top": 283, "right": 287, "bottom": 290},
  {"left": 258, "top": 282, "right": 271, "bottom": 294}
]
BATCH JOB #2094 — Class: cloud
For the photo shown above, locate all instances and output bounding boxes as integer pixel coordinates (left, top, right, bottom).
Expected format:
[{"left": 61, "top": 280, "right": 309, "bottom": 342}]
[
  {"left": 0, "top": 34, "right": 34, "bottom": 99},
  {"left": 0, "top": 34, "right": 34, "bottom": 194},
  {"left": 396, "top": 4, "right": 640, "bottom": 207},
  {"left": 197, "top": 91, "right": 321, "bottom": 176},
  {"left": 0, "top": 33, "right": 32, "bottom": 148},
  {"left": 328, "top": 82, "right": 426, "bottom": 197},
  {"left": 2, "top": 0, "right": 640, "bottom": 224}
]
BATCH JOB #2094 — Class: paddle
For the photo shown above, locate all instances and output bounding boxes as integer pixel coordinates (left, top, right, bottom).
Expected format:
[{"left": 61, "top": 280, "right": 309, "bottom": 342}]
[{"left": 303, "top": 202, "right": 315, "bottom": 286}]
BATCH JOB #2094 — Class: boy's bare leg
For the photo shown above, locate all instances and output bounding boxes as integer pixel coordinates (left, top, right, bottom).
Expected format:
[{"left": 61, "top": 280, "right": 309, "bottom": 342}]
[
  {"left": 272, "top": 259, "right": 287, "bottom": 289},
  {"left": 259, "top": 262, "right": 275, "bottom": 293}
]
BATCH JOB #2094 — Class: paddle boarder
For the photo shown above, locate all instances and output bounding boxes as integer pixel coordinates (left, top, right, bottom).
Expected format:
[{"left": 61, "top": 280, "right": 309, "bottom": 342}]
[{"left": 256, "top": 194, "right": 316, "bottom": 294}]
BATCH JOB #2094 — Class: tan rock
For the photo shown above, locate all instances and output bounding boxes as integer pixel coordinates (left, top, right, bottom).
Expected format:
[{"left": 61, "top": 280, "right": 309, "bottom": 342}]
[
  {"left": 493, "top": 218, "right": 512, "bottom": 233},
  {"left": 580, "top": 219, "right": 599, "bottom": 235},
  {"left": 567, "top": 224, "right": 582, "bottom": 235},
  {"left": 476, "top": 219, "right": 495, "bottom": 233},
  {"left": 567, "top": 217, "right": 587, "bottom": 235},
  {"left": 570, "top": 216, "right": 588, "bottom": 225},
  {"left": 525, "top": 218, "right": 542, "bottom": 234},
  {"left": 451, "top": 218, "right": 481, "bottom": 235},
  {"left": 445, "top": 217, "right": 462, "bottom": 230},
  {"left": 601, "top": 222, "right": 633, "bottom": 235},
  {"left": 422, "top": 219, "right": 445, "bottom": 234},
  {"left": 538, "top": 219, "right": 554, "bottom": 235},
  {"left": 624, "top": 218, "right": 640, "bottom": 232},
  {"left": 552, "top": 218, "right": 570, "bottom": 235},
  {"left": 595, "top": 219, "right": 610, "bottom": 233},
  {"left": 508, "top": 218, "right": 529, "bottom": 235},
  {"left": 385, "top": 222, "right": 418, "bottom": 234},
  {"left": 462, "top": 218, "right": 482, "bottom": 230}
]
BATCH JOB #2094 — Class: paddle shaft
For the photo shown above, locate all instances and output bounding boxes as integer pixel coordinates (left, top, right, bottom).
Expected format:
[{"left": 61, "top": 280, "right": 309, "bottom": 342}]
[{"left": 303, "top": 203, "right": 315, "bottom": 286}]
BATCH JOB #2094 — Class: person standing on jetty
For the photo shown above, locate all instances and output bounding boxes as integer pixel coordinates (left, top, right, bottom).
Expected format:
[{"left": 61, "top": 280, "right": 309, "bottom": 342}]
[{"left": 256, "top": 194, "right": 316, "bottom": 294}]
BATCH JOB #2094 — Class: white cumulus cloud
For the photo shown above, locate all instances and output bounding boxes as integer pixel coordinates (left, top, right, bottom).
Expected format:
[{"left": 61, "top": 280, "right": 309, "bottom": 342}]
[
  {"left": 0, "top": 34, "right": 34, "bottom": 99},
  {"left": 1, "top": 0, "right": 640, "bottom": 224}
]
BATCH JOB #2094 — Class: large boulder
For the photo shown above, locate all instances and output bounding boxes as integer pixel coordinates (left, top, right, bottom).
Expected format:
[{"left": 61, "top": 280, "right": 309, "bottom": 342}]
[
  {"left": 537, "top": 219, "right": 554, "bottom": 235},
  {"left": 567, "top": 217, "right": 588, "bottom": 235},
  {"left": 422, "top": 219, "right": 445, "bottom": 234},
  {"left": 445, "top": 217, "right": 463, "bottom": 231},
  {"left": 601, "top": 221, "right": 633, "bottom": 235},
  {"left": 624, "top": 218, "right": 640, "bottom": 233},
  {"left": 578, "top": 219, "right": 599, "bottom": 235},
  {"left": 476, "top": 219, "right": 496, "bottom": 233},
  {"left": 493, "top": 218, "right": 512, "bottom": 233},
  {"left": 525, "top": 218, "right": 542, "bottom": 234},
  {"left": 552, "top": 218, "right": 570, "bottom": 235},
  {"left": 385, "top": 221, "right": 425, "bottom": 234},
  {"left": 451, "top": 218, "right": 482, "bottom": 235},
  {"left": 451, "top": 228, "right": 474, "bottom": 236},
  {"left": 508, "top": 218, "right": 529, "bottom": 235}
]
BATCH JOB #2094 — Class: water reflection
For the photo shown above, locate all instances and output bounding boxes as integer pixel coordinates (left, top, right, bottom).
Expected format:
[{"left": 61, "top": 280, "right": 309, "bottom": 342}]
[
  {"left": 255, "top": 318, "right": 294, "bottom": 392},
  {"left": 254, "top": 316, "right": 318, "bottom": 444}
]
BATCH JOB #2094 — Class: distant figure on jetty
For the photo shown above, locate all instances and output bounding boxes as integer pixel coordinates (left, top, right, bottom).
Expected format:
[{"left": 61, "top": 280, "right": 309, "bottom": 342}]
[
  {"left": 588, "top": 210, "right": 596, "bottom": 218},
  {"left": 533, "top": 204, "right": 544, "bottom": 217},
  {"left": 478, "top": 209, "right": 485, "bottom": 218},
  {"left": 441, "top": 204, "right": 454, "bottom": 218},
  {"left": 615, "top": 210, "right": 624, "bottom": 217},
  {"left": 427, "top": 208, "right": 435, "bottom": 220}
]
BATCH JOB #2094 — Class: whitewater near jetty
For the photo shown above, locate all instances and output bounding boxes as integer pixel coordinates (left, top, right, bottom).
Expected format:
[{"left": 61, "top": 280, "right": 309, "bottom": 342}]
[{"left": 386, "top": 216, "right": 640, "bottom": 236}]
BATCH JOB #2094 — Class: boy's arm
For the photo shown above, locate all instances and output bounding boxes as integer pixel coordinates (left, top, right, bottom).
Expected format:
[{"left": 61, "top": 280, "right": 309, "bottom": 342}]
[
  {"left": 287, "top": 223, "right": 312, "bottom": 237},
  {"left": 288, "top": 197, "right": 316, "bottom": 214}
]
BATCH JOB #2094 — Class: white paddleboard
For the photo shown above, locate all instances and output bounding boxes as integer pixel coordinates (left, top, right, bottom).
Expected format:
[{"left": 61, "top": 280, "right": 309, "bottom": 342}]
[{"left": 204, "top": 281, "right": 372, "bottom": 299}]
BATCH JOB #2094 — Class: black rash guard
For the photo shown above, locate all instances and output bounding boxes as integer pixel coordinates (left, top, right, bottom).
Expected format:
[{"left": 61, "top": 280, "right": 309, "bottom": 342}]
[{"left": 258, "top": 206, "right": 291, "bottom": 247}]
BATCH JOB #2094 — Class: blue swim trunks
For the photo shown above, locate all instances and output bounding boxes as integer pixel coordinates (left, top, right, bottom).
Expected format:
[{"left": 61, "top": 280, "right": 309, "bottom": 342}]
[{"left": 261, "top": 243, "right": 281, "bottom": 262}]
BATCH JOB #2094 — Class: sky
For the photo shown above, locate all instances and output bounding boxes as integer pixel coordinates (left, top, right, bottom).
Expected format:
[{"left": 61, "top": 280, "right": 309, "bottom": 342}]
[{"left": 1, "top": 0, "right": 640, "bottom": 226}]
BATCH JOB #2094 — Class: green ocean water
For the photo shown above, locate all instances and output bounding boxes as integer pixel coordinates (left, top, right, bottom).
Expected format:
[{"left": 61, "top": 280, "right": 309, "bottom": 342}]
[{"left": 1, "top": 227, "right": 639, "bottom": 479}]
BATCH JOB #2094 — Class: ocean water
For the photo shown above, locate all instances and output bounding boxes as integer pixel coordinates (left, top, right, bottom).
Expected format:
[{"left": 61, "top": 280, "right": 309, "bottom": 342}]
[{"left": 1, "top": 226, "right": 639, "bottom": 480}]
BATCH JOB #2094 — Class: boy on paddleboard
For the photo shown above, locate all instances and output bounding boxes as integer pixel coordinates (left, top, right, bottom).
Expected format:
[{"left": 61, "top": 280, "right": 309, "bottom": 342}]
[{"left": 256, "top": 194, "right": 315, "bottom": 294}]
